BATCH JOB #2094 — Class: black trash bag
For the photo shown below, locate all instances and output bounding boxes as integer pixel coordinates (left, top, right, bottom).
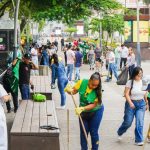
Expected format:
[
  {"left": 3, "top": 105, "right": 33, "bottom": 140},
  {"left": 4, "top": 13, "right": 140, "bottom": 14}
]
[{"left": 117, "top": 68, "right": 128, "bottom": 85}]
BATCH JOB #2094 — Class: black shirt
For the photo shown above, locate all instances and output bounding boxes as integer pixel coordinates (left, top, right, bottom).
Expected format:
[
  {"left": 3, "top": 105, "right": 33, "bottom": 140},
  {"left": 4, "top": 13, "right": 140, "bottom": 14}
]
[{"left": 19, "top": 62, "right": 32, "bottom": 85}]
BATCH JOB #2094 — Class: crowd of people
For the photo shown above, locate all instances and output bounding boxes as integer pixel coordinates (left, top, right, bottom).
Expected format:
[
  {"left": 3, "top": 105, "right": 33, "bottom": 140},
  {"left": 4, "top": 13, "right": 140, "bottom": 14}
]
[{"left": 0, "top": 38, "right": 150, "bottom": 150}]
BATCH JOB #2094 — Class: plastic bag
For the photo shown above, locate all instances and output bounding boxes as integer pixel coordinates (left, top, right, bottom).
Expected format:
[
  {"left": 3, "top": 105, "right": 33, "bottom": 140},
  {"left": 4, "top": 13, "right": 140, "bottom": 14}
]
[
  {"left": 33, "top": 93, "right": 46, "bottom": 102},
  {"left": 117, "top": 68, "right": 128, "bottom": 85}
]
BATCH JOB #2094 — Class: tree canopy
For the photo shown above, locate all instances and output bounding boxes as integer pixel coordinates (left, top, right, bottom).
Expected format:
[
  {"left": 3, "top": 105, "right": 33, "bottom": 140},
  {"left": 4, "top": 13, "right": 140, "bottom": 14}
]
[{"left": 0, "top": 0, "right": 122, "bottom": 30}]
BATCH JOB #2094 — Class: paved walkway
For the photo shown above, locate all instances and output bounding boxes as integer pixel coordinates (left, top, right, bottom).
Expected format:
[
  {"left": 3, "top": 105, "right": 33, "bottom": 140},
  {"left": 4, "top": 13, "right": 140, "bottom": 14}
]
[
  {"left": 5, "top": 50, "right": 150, "bottom": 150},
  {"left": 53, "top": 51, "right": 150, "bottom": 150}
]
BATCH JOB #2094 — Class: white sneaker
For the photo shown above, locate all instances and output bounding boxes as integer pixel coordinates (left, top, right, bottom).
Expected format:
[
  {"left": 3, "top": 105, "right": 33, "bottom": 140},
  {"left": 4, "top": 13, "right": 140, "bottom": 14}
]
[
  {"left": 56, "top": 105, "right": 66, "bottom": 110},
  {"left": 135, "top": 142, "right": 144, "bottom": 146},
  {"left": 118, "top": 135, "right": 122, "bottom": 141}
]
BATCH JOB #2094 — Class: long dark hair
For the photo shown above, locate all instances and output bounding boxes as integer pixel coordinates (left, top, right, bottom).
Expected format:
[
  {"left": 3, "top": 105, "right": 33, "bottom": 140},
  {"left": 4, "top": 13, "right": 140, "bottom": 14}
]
[
  {"left": 90, "top": 72, "right": 102, "bottom": 104},
  {"left": 129, "top": 66, "right": 143, "bottom": 95},
  {"left": 52, "top": 54, "right": 59, "bottom": 66}
]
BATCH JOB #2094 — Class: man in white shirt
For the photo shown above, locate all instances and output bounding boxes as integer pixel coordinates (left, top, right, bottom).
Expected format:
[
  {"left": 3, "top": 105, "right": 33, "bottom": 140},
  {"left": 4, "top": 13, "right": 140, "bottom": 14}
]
[
  {"left": 120, "top": 44, "right": 129, "bottom": 70},
  {"left": 0, "top": 84, "right": 11, "bottom": 150},
  {"left": 115, "top": 45, "right": 121, "bottom": 71},
  {"left": 66, "top": 46, "right": 75, "bottom": 81},
  {"left": 106, "top": 49, "right": 118, "bottom": 82},
  {"left": 31, "top": 43, "right": 39, "bottom": 75}
]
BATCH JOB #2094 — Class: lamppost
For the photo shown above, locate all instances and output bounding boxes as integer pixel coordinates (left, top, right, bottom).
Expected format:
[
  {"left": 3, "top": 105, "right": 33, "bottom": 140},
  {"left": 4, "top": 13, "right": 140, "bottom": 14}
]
[
  {"left": 13, "top": 0, "right": 20, "bottom": 60},
  {"left": 136, "top": 0, "right": 141, "bottom": 66}
]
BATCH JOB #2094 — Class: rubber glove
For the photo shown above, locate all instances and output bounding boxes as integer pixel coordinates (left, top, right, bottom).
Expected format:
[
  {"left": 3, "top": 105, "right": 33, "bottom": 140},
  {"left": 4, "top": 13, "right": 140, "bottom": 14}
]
[
  {"left": 75, "top": 107, "right": 85, "bottom": 116},
  {"left": 64, "top": 84, "right": 73, "bottom": 93}
]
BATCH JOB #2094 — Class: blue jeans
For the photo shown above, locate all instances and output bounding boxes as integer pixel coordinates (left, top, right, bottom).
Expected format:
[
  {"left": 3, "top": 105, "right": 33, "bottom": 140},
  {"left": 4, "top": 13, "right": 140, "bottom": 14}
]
[
  {"left": 57, "top": 78, "right": 68, "bottom": 106},
  {"left": 117, "top": 100, "right": 146, "bottom": 143},
  {"left": 75, "top": 67, "right": 80, "bottom": 80},
  {"left": 67, "top": 64, "right": 74, "bottom": 81},
  {"left": 115, "top": 58, "right": 120, "bottom": 71},
  {"left": 107, "top": 63, "right": 118, "bottom": 81},
  {"left": 79, "top": 105, "right": 104, "bottom": 150},
  {"left": 19, "top": 84, "right": 30, "bottom": 100}
]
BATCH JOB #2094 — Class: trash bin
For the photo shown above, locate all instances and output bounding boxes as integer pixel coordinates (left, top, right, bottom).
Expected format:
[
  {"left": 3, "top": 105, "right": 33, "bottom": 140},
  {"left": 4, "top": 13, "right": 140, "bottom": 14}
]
[{"left": 39, "top": 65, "right": 49, "bottom": 76}]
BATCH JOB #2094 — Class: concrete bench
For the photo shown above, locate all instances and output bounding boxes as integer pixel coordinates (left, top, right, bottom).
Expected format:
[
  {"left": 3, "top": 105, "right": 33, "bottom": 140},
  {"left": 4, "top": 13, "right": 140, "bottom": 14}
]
[
  {"left": 10, "top": 100, "right": 60, "bottom": 150},
  {"left": 30, "top": 76, "right": 52, "bottom": 100}
]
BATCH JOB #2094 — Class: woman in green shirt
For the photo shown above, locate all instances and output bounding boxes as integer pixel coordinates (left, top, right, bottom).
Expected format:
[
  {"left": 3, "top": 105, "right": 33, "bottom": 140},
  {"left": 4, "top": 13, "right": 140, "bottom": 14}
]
[{"left": 66, "top": 72, "right": 104, "bottom": 150}]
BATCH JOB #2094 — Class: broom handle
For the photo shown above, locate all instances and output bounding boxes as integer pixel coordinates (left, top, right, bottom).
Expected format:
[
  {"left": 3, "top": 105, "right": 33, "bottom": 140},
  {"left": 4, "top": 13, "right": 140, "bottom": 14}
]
[
  {"left": 70, "top": 94, "right": 90, "bottom": 148},
  {"left": 67, "top": 109, "right": 70, "bottom": 150}
]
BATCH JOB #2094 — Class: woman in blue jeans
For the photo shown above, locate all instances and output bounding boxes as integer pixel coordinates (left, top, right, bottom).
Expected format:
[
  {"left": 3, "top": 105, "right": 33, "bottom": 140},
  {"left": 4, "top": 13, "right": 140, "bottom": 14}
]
[
  {"left": 117, "top": 67, "right": 148, "bottom": 146},
  {"left": 66, "top": 72, "right": 104, "bottom": 150},
  {"left": 51, "top": 54, "right": 68, "bottom": 109}
]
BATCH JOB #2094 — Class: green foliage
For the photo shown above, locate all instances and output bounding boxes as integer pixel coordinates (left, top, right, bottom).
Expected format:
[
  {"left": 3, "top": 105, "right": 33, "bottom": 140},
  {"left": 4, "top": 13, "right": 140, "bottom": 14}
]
[
  {"left": 125, "top": 8, "right": 137, "bottom": 16},
  {"left": 38, "top": 20, "right": 45, "bottom": 32},
  {"left": 102, "top": 14, "right": 124, "bottom": 35},
  {"left": 0, "top": 0, "right": 122, "bottom": 32},
  {"left": 65, "top": 27, "right": 77, "bottom": 37},
  {"left": 89, "top": 14, "right": 124, "bottom": 36},
  {"left": 143, "top": 0, "right": 150, "bottom": 5}
]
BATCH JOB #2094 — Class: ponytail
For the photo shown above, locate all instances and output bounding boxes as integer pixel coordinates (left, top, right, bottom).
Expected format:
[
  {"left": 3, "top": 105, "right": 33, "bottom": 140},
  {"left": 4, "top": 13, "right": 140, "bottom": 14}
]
[{"left": 90, "top": 72, "right": 102, "bottom": 104}]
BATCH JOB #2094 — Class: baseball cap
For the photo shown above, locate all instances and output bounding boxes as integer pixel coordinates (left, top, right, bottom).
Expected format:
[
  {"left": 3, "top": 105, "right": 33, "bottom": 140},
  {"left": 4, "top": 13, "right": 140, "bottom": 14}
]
[{"left": 24, "top": 53, "right": 31, "bottom": 59}]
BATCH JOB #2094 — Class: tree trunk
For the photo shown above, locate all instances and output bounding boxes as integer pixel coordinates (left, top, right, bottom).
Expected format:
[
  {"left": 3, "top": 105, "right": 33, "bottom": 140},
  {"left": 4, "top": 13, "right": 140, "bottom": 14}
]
[
  {"left": 106, "top": 32, "right": 109, "bottom": 47},
  {"left": 20, "top": 18, "right": 27, "bottom": 33}
]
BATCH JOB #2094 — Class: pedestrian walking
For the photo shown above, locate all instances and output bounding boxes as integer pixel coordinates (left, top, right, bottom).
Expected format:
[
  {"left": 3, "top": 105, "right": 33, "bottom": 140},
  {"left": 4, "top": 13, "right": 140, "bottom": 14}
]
[
  {"left": 61, "top": 38, "right": 65, "bottom": 51},
  {"left": 40, "top": 45, "right": 49, "bottom": 66},
  {"left": 106, "top": 49, "right": 118, "bottom": 82},
  {"left": 31, "top": 43, "right": 39, "bottom": 75},
  {"left": 75, "top": 47, "right": 83, "bottom": 81},
  {"left": 94, "top": 46, "right": 102, "bottom": 73},
  {"left": 66, "top": 46, "right": 75, "bottom": 81},
  {"left": 114, "top": 44, "right": 121, "bottom": 71},
  {"left": 0, "top": 84, "right": 11, "bottom": 150},
  {"left": 3, "top": 58, "right": 20, "bottom": 113},
  {"left": 54, "top": 39, "right": 58, "bottom": 52},
  {"left": 18, "top": 53, "right": 39, "bottom": 100},
  {"left": 51, "top": 54, "right": 68, "bottom": 109},
  {"left": 63, "top": 44, "right": 68, "bottom": 66},
  {"left": 65, "top": 72, "right": 104, "bottom": 150},
  {"left": 117, "top": 67, "right": 148, "bottom": 146},
  {"left": 120, "top": 44, "right": 129, "bottom": 70},
  {"left": 126, "top": 47, "right": 136, "bottom": 78},
  {"left": 87, "top": 46, "right": 95, "bottom": 70}
]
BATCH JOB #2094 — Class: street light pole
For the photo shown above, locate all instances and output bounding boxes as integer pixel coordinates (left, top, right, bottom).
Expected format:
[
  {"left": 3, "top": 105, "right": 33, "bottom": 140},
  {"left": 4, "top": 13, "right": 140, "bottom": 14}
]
[
  {"left": 136, "top": 0, "right": 141, "bottom": 66},
  {"left": 13, "top": 0, "right": 20, "bottom": 60}
]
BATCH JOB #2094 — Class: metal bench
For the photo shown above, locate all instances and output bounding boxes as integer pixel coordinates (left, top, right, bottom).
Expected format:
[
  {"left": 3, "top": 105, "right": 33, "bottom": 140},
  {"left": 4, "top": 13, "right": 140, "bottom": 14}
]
[
  {"left": 30, "top": 76, "right": 52, "bottom": 100},
  {"left": 10, "top": 100, "right": 60, "bottom": 150}
]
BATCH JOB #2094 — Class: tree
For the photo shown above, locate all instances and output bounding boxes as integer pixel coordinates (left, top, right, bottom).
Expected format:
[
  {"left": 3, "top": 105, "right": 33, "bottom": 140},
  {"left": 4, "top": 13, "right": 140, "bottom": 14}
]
[
  {"left": 89, "top": 14, "right": 124, "bottom": 46},
  {"left": 65, "top": 27, "right": 77, "bottom": 38},
  {"left": 0, "top": 0, "right": 122, "bottom": 32}
]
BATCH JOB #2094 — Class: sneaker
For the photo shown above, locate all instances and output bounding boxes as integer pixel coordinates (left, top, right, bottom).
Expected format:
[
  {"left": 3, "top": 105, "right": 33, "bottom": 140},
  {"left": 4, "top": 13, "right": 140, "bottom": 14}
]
[
  {"left": 118, "top": 135, "right": 122, "bottom": 141},
  {"left": 7, "top": 109, "right": 11, "bottom": 113},
  {"left": 51, "top": 84, "right": 56, "bottom": 89},
  {"left": 56, "top": 105, "right": 66, "bottom": 110},
  {"left": 135, "top": 142, "right": 144, "bottom": 146}
]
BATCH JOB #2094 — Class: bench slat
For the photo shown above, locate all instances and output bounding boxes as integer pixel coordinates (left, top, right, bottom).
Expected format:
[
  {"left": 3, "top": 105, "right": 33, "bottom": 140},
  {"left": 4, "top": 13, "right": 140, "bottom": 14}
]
[
  {"left": 40, "top": 102, "right": 48, "bottom": 133},
  {"left": 22, "top": 100, "right": 34, "bottom": 133},
  {"left": 30, "top": 102, "right": 40, "bottom": 133},
  {"left": 11, "top": 101, "right": 28, "bottom": 133},
  {"left": 47, "top": 101, "right": 59, "bottom": 133}
]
